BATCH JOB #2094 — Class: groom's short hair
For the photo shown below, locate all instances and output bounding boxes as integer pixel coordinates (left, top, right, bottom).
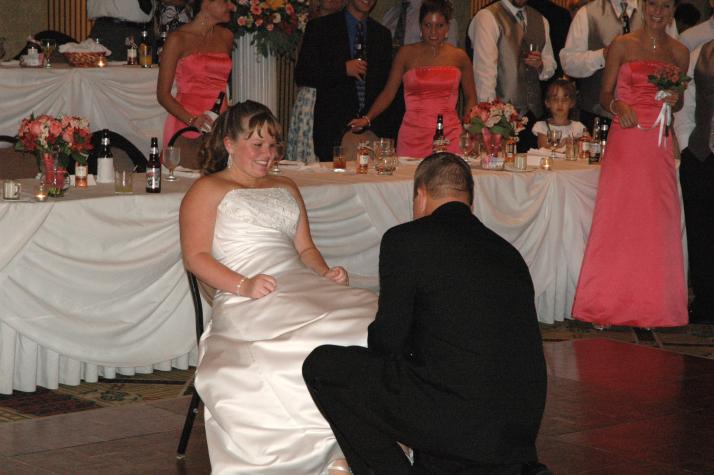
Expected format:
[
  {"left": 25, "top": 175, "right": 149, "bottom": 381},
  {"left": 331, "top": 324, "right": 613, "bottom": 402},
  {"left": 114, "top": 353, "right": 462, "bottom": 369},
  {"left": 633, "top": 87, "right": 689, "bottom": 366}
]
[{"left": 414, "top": 152, "right": 474, "bottom": 205}]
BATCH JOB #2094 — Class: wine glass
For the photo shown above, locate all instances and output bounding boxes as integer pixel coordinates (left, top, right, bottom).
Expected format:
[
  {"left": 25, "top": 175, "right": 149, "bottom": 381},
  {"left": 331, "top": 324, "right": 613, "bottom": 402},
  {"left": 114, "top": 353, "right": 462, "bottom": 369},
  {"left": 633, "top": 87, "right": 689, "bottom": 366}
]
[
  {"left": 269, "top": 142, "right": 285, "bottom": 175},
  {"left": 41, "top": 39, "right": 57, "bottom": 68},
  {"left": 162, "top": 146, "right": 181, "bottom": 181},
  {"left": 458, "top": 129, "right": 475, "bottom": 161},
  {"left": 542, "top": 129, "right": 562, "bottom": 170}
]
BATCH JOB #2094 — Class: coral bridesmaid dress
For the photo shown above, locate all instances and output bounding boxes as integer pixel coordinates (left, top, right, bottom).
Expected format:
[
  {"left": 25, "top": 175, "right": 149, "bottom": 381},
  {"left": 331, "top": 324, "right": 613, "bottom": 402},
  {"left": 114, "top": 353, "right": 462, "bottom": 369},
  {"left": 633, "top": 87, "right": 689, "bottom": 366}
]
[
  {"left": 397, "top": 66, "right": 462, "bottom": 158},
  {"left": 572, "top": 61, "right": 688, "bottom": 328},
  {"left": 161, "top": 52, "right": 232, "bottom": 146}
]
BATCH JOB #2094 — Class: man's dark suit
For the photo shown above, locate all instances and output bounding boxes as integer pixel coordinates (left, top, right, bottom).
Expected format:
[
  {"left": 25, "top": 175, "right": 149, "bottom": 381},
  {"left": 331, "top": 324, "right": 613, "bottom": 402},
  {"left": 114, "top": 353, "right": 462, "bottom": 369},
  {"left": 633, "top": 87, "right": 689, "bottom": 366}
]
[
  {"left": 295, "top": 10, "right": 395, "bottom": 162},
  {"left": 303, "top": 202, "right": 547, "bottom": 474}
]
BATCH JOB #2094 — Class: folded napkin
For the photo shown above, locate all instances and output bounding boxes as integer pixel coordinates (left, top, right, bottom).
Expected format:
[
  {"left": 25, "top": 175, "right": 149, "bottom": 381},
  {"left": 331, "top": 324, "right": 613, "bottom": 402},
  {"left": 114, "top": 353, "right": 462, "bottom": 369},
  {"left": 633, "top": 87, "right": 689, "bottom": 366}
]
[
  {"left": 278, "top": 159, "right": 306, "bottom": 169},
  {"left": 69, "top": 174, "right": 97, "bottom": 186},
  {"left": 59, "top": 39, "right": 111, "bottom": 55},
  {"left": 526, "top": 147, "right": 565, "bottom": 166},
  {"left": 173, "top": 166, "right": 201, "bottom": 179},
  {"left": 398, "top": 156, "right": 422, "bottom": 165},
  {"left": 1, "top": 60, "right": 19, "bottom": 66}
]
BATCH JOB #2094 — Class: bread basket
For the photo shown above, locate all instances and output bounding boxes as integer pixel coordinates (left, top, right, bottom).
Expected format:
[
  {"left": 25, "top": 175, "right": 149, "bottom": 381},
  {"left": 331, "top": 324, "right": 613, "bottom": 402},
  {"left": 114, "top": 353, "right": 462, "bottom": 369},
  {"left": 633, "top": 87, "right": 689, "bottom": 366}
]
[{"left": 64, "top": 52, "right": 105, "bottom": 67}]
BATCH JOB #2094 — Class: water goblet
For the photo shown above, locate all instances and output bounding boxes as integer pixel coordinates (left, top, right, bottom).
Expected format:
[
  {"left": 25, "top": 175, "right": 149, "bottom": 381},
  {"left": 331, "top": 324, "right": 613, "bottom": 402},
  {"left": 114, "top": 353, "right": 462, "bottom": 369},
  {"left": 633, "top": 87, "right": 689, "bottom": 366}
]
[
  {"left": 41, "top": 39, "right": 57, "bottom": 68},
  {"left": 458, "top": 129, "right": 475, "bottom": 161},
  {"left": 162, "top": 146, "right": 181, "bottom": 181},
  {"left": 269, "top": 142, "right": 285, "bottom": 175},
  {"left": 542, "top": 129, "right": 562, "bottom": 170}
]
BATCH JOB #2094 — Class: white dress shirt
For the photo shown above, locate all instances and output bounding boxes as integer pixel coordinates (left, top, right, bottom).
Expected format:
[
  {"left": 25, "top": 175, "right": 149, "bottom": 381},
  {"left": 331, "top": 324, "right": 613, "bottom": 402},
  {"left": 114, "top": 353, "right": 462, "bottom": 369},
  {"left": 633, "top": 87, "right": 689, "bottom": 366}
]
[
  {"left": 382, "top": 0, "right": 459, "bottom": 46},
  {"left": 560, "top": 0, "right": 678, "bottom": 78},
  {"left": 87, "top": 0, "right": 155, "bottom": 23},
  {"left": 468, "top": 0, "right": 557, "bottom": 102},
  {"left": 680, "top": 16, "right": 714, "bottom": 51},
  {"left": 674, "top": 44, "right": 700, "bottom": 149}
]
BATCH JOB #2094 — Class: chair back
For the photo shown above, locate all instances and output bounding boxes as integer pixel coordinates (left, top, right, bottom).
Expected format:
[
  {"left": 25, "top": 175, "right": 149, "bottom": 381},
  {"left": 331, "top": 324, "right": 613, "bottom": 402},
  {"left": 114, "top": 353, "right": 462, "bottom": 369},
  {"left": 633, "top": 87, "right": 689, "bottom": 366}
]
[
  {"left": 88, "top": 130, "right": 147, "bottom": 174},
  {"left": 0, "top": 136, "right": 38, "bottom": 179},
  {"left": 186, "top": 271, "right": 205, "bottom": 345}
]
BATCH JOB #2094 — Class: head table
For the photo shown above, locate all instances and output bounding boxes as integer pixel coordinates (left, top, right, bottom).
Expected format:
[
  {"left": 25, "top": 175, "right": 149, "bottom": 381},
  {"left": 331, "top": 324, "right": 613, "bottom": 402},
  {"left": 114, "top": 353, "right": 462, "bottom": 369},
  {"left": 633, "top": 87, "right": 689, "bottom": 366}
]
[
  {"left": 0, "top": 62, "right": 167, "bottom": 152},
  {"left": 0, "top": 159, "right": 684, "bottom": 394}
]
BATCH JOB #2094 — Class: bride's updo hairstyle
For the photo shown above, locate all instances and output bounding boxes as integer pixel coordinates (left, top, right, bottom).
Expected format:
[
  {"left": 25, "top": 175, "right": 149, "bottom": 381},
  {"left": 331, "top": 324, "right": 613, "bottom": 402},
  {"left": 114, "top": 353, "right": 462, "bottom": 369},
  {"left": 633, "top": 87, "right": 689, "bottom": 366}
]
[
  {"left": 419, "top": 0, "right": 453, "bottom": 23},
  {"left": 201, "top": 100, "right": 282, "bottom": 175}
]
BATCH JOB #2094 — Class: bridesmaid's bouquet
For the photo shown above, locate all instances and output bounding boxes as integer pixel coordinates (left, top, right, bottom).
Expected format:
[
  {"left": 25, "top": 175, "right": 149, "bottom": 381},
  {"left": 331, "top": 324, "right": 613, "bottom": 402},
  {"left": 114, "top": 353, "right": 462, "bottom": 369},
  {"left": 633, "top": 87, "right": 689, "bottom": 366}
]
[
  {"left": 464, "top": 99, "right": 528, "bottom": 140},
  {"left": 15, "top": 114, "right": 92, "bottom": 168},
  {"left": 646, "top": 64, "right": 691, "bottom": 145}
]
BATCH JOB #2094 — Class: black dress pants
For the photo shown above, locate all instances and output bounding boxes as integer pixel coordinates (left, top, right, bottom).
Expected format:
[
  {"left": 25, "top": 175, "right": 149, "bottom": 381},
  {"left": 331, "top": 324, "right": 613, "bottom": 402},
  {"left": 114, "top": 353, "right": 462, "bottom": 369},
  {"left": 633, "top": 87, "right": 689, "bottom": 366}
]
[
  {"left": 679, "top": 148, "right": 714, "bottom": 322},
  {"left": 303, "top": 345, "right": 524, "bottom": 475}
]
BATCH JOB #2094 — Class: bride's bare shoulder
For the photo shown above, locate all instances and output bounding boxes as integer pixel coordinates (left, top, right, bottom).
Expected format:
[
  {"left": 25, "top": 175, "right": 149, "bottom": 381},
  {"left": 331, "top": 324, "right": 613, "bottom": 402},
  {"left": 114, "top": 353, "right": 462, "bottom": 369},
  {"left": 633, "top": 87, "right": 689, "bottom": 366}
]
[{"left": 183, "top": 173, "right": 236, "bottom": 207}]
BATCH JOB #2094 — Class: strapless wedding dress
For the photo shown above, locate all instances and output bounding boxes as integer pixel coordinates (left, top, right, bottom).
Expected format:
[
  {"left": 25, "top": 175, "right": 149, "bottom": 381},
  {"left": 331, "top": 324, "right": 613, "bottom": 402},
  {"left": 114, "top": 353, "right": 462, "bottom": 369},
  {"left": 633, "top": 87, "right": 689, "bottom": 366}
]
[{"left": 195, "top": 187, "right": 377, "bottom": 474}]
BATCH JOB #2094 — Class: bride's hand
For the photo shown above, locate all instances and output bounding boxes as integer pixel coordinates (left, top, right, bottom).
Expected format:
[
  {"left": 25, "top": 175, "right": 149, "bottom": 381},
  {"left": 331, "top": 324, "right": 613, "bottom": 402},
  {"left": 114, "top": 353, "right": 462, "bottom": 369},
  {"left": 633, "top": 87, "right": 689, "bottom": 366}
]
[
  {"left": 241, "top": 274, "right": 277, "bottom": 299},
  {"left": 323, "top": 266, "right": 349, "bottom": 286}
]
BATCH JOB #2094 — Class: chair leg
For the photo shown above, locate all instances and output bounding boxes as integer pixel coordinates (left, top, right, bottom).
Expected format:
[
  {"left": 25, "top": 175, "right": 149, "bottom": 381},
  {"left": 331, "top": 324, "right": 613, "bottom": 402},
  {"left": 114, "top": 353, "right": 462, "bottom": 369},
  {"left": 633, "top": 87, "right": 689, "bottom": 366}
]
[{"left": 176, "top": 388, "right": 202, "bottom": 459}]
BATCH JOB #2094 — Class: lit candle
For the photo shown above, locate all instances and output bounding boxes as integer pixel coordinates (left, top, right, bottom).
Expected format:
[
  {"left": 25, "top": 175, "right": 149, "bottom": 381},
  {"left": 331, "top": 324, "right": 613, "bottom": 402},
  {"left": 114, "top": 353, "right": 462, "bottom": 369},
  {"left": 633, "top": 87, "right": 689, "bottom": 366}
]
[
  {"left": 35, "top": 184, "right": 48, "bottom": 202},
  {"left": 97, "top": 55, "right": 107, "bottom": 67}
]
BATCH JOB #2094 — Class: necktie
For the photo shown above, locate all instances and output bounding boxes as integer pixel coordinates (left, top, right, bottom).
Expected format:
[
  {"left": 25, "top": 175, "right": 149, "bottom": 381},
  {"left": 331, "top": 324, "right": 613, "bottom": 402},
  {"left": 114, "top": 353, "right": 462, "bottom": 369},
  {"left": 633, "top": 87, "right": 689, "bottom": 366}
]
[
  {"left": 393, "top": 1, "right": 409, "bottom": 53},
  {"left": 621, "top": 2, "right": 630, "bottom": 34},
  {"left": 355, "top": 22, "right": 366, "bottom": 115},
  {"left": 516, "top": 10, "right": 526, "bottom": 32}
]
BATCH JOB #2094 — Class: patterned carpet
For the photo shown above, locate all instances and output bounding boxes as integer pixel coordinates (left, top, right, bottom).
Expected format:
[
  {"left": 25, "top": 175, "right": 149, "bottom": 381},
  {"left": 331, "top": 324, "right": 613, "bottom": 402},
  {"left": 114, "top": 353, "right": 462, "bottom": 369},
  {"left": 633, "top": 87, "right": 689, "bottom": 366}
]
[{"left": 1, "top": 322, "right": 712, "bottom": 424}]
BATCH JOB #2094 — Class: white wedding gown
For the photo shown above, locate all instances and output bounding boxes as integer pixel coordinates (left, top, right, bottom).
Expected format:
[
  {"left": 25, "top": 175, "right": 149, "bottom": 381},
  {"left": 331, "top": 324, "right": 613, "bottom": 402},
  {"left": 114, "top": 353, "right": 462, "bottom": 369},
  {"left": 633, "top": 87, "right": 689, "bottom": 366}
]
[{"left": 195, "top": 187, "right": 378, "bottom": 474}]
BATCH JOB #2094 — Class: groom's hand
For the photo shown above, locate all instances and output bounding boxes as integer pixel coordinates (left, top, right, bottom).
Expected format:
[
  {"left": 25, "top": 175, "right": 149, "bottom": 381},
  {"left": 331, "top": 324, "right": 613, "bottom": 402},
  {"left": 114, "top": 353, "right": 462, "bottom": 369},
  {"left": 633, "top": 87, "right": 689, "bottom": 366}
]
[
  {"left": 323, "top": 266, "right": 349, "bottom": 286},
  {"left": 242, "top": 274, "right": 277, "bottom": 299}
]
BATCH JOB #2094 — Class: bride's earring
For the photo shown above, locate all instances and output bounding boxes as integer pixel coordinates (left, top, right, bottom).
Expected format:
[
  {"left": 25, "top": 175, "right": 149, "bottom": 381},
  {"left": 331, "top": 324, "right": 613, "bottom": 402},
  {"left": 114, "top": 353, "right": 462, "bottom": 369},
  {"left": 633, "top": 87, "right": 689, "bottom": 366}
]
[{"left": 227, "top": 154, "right": 233, "bottom": 169}]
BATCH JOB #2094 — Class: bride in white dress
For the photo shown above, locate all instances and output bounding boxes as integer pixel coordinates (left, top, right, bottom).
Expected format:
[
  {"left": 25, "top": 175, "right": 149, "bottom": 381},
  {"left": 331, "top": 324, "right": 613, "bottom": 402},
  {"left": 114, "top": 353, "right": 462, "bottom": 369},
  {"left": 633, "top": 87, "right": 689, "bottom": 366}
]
[{"left": 180, "top": 101, "right": 377, "bottom": 474}]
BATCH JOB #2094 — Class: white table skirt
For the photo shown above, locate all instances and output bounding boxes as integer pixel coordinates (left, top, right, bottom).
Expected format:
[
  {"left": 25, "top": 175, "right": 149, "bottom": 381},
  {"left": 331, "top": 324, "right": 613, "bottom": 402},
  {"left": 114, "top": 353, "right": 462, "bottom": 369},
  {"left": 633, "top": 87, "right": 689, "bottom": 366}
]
[
  {"left": 0, "top": 160, "right": 685, "bottom": 394},
  {"left": 0, "top": 63, "right": 167, "bottom": 152}
]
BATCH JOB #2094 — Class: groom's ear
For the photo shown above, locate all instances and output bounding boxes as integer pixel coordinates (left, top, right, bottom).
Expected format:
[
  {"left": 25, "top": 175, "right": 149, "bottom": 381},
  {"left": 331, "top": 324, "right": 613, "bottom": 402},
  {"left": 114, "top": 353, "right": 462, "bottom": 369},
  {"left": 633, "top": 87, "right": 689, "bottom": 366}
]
[{"left": 413, "top": 186, "right": 427, "bottom": 219}]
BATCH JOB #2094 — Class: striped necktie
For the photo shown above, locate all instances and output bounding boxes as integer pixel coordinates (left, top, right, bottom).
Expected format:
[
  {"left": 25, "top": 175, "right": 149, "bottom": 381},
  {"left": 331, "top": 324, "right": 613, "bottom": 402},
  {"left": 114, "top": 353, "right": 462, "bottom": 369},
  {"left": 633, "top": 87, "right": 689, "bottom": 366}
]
[
  {"left": 516, "top": 10, "right": 526, "bottom": 32},
  {"left": 355, "top": 22, "right": 366, "bottom": 115},
  {"left": 621, "top": 2, "right": 631, "bottom": 34}
]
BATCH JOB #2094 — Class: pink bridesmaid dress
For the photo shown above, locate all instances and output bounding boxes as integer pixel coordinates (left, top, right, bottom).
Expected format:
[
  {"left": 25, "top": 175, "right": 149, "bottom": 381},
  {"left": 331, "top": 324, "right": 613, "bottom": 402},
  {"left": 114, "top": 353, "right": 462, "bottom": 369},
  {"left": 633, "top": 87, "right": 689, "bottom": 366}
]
[
  {"left": 397, "top": 66, "right": 462, "bottom": 158},
  {"left": 572, "top": 60, "right": 688, "bottom": 328},
  {"left": 162, "top": 52, "right": 232, "bottom": 146}
]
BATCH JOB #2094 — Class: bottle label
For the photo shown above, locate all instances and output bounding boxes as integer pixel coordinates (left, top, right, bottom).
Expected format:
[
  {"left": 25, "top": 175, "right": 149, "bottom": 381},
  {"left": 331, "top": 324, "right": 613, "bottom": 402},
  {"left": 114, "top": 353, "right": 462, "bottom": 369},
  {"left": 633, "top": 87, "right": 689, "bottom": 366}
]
[
  {"left": 358, "top": 153, "right": 369, "bottom": 166},
  {"left": 127, "top": 47, "right": 137, "bottom": 59},
  {"left": 590, "top": 142, "right": 601, "bottom": 155},
  {"left": 146, "top": 168, "right": 161, "bottom": 189}
]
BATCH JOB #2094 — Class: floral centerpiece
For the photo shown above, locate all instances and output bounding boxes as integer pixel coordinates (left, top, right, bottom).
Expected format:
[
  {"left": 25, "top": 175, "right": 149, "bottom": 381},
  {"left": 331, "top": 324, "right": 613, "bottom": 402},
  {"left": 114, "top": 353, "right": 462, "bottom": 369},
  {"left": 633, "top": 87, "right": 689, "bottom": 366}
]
[
  {"left": 15, "top": 114, "right": 92, "bottom": 195},
  {"left": 464, "top": 100, "right": 527, "bottom": 169},
  {"left": 234, "top": 0, "right": 311, "bottom": 58},
  {"left": 646, "top": 64, "right": 691, "bottom": 146}
]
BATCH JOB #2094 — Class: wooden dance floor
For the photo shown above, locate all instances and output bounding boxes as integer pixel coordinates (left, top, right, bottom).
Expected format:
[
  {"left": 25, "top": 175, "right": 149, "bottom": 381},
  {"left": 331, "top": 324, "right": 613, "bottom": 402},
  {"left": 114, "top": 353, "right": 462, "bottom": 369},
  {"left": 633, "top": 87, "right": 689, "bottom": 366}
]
[{"left": 0, "top": 338, "right": 712, "bottom": 473}]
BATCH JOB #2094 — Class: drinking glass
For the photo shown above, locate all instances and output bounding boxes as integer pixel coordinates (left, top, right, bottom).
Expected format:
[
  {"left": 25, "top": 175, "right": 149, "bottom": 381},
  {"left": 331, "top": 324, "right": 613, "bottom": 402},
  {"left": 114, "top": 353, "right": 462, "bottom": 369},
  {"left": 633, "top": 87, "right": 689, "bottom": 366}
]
[
  {"left": 41, "top": 39, "right": 57, "bottom": 68},
  {"left": 162, "top": 146, "right": 181, "bottom": 181},
  {"left": 269, "top": 142, "right": 285, "bottom": 175},
  {"left": 458, "top": 129, "right": 475, "bottom": 161},
  {"left": 114, "top": 169, "right": 133, "bottom": 194},
  {"left": 333, "top": 145, "right": 346, "bottom": 172},
  {"left": 542, "top": 129, "right": 562, "bottom": 170}
]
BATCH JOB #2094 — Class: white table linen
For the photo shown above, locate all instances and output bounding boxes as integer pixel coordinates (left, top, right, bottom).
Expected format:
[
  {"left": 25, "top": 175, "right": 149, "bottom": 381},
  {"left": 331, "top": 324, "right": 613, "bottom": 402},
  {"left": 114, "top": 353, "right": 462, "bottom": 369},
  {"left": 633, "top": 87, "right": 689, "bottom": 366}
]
[
  {"left": 1, "top": 160, "right": 681, "bottom": 394},
  {"left": 0, "top": 63, "right": 167, "bottom": 152}
]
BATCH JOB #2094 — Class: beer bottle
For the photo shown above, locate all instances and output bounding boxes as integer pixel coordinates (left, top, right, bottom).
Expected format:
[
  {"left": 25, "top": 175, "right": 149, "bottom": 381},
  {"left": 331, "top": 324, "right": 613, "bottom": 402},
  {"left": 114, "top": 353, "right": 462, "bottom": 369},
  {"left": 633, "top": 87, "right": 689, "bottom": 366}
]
[
  {"left": 356, "top": 140, "right": 371, "bottom": 174},
  {"left": 146, "top": 137, "right": 161, "bottom": 193},
  {"left": 589, "top": 118, "right": 601, "bottom": 164},
  {"left": 96, "top": 129, "right": 114, "bottom": 183},
  {"left": 126, "top": 35, "right": 138, "bottom": 65},
  {"left": 201, "top": 91, "right": 226, "bottom": 133},
  {"left": 432, "top": 114, "right": 448, "bottom": 152},
  {"left": 138, "top": 28, "right": 152, "bottom": 68},
  {"left": 156, "top": 25, "right": 168, "bottom": 64}
]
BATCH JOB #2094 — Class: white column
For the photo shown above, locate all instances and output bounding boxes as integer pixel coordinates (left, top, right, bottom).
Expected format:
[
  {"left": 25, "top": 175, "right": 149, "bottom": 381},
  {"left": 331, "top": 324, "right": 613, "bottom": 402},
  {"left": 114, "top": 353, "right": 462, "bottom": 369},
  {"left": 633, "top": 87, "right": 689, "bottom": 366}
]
[{"left": 232, "top": 35, "right": 278, "bottom": 114}]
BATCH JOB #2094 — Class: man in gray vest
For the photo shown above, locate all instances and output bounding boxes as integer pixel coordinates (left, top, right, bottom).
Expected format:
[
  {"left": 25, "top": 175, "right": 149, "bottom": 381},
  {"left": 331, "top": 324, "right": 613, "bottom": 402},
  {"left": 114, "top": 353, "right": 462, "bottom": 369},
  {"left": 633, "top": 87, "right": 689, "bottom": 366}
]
[
  {"left": 675, "top": 39, "right": 714, "bottom": 324},
  {"left": 560, "top": 0, "right": 678, "bottom": 130},
  {"left": 468, "top": 0, "right": 557, "bottom": 152}
]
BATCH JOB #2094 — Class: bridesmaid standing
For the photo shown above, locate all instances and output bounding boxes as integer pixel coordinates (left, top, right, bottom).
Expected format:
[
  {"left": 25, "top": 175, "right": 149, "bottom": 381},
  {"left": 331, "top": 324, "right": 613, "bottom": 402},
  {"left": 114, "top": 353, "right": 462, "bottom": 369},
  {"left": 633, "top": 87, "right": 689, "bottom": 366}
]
[{"left": 572, "top": 0, "right": 689, "bottom": 328}]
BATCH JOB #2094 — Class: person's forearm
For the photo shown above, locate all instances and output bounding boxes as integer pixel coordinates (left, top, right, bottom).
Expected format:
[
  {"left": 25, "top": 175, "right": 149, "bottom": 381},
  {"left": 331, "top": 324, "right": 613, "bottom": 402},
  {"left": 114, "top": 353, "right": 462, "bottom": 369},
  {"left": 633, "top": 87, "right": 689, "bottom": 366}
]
[
  {"left": 184, "top": 252, "right": 247, "bottom": 294},
  {"left": 364, "top": 87, "right": 397, "bottom": 123},
  {"left": 158, "top": 91, "right": 197, "bottom": 126},
  {"left": 298, "top": 246, "right": 330, "bottom": 276}
]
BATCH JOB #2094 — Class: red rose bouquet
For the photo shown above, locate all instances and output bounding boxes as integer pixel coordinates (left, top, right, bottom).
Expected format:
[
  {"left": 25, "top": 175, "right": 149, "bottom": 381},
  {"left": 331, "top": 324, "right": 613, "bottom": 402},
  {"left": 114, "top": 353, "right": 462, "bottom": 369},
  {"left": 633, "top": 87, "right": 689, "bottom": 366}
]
[
  {"left": 646, "top": 64, "right": 691, "bottom": 144},
  {"left": 234, "top": 0, "right": 311, "bottom": 58}
]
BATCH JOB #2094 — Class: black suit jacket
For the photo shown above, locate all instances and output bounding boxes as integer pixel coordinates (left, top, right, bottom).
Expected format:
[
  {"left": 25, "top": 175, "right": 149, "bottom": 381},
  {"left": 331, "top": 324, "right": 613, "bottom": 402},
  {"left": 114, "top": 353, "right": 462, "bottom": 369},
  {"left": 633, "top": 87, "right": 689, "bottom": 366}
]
[
  {"left": 368, "top": 202, "right": 547, "bottom": 465},
  {"left": 295, "top": 10, "right": 395, "bottom": 162}
]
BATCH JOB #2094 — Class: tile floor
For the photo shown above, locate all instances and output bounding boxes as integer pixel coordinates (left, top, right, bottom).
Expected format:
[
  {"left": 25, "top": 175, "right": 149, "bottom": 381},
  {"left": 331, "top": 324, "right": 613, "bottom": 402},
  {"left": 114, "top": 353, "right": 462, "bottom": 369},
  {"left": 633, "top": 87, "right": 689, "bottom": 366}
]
[{"left": 1, "top": 338, "right": 713, "bottom": 474}]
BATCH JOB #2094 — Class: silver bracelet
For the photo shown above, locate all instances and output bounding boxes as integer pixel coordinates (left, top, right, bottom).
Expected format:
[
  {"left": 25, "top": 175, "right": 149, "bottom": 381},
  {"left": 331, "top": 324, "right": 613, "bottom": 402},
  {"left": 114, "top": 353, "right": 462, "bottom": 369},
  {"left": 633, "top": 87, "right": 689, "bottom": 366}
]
[
  {"left": 609, "top": 98, "right": 620, "bottom": 115},
  {"left": 235, "top": 277, "right": 247, "bottom": 295},
  {"left": 362, "top": 115, "right": 371, "bottom": 127}
]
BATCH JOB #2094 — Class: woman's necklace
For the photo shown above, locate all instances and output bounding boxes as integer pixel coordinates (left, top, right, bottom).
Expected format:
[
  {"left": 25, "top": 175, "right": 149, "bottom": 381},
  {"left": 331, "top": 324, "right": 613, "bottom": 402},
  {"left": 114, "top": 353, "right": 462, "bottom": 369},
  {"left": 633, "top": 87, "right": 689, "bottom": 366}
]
[{"left": 645, "top": 30, "right": 658, "bottom": 51}]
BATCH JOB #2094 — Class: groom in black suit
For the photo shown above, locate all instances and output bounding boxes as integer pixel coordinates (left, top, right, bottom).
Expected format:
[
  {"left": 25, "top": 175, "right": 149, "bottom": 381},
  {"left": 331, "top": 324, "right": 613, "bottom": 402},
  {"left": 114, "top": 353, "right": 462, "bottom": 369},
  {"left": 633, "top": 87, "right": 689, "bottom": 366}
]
[
  {"left": 294, "top": 0, "right": 396, "bottom": 162},
  {"left": 303, "top": 153, "right": 547, "bottom": 474}
]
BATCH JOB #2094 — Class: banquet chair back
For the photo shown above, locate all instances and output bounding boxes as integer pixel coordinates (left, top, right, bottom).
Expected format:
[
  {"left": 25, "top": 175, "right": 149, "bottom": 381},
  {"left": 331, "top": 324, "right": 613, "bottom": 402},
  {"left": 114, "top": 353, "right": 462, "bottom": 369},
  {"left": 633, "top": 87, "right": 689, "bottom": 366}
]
[
  {"left": 168, "top": 126, "right": 203, "bottom": 171},
  {"left": 177, "top": 270, "right": 206, "bottom": 459},
  {"left": 14, "top": 30, "right": 77, "bottom": 61},
  {"left": 88, "top": 130, "right": 147, "bottom": 174},
  {"left": 0, "top": 136, "right": 38, "bottom": 179}
]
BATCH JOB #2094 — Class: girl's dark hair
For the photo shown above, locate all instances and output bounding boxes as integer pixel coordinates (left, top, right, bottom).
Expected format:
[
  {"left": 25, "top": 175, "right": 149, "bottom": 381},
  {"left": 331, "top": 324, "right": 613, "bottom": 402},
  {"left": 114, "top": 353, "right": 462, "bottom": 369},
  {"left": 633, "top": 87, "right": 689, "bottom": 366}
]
[
  {"left": 546, "top": 78, "right": 577, "bottom": 100},
  {"left": 201, "top": 100, "right": 282, "bottom": 175},
  {"left": 192, "top": 0, "right": 203, "bottom": 14},
  {"left": 419, "top": 0, "right": 453, "bottom": 23}
]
